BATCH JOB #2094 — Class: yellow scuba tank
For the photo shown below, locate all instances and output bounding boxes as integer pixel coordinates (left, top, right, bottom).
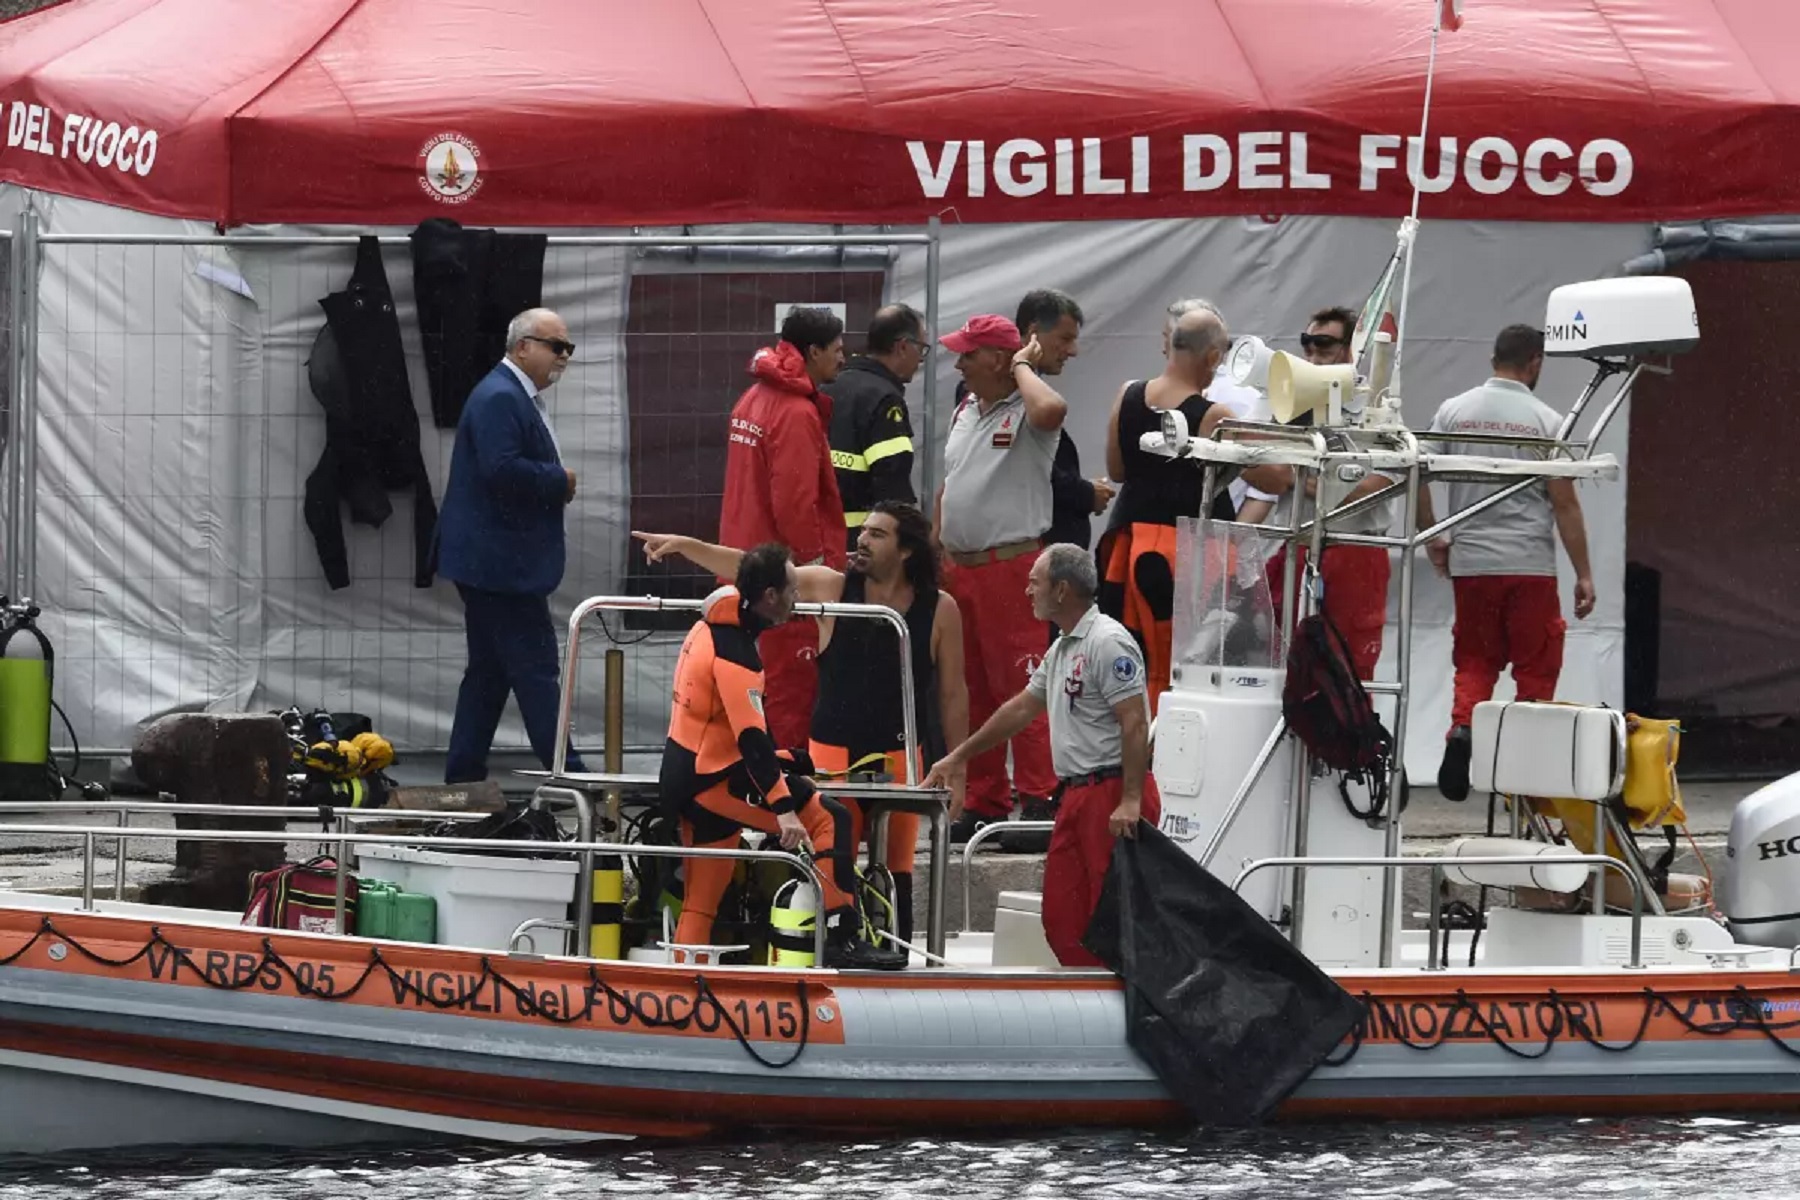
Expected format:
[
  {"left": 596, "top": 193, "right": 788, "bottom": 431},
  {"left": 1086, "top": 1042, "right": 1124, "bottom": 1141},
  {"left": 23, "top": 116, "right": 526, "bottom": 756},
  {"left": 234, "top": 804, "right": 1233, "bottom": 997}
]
[
  {"left": 0, "top": 598, "right": 55, "bottom": 804},
  {"left": 590, "top": 853, "right": 624, "bottom": 959},
  {"left": 769, "top": 878, "right": 819, "bottom": 968}
]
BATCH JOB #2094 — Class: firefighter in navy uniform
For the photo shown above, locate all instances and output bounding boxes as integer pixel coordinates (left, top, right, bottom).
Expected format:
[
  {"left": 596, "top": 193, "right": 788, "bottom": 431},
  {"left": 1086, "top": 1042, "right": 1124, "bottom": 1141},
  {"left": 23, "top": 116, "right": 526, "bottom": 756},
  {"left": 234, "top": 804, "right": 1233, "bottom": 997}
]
[
  {"left": 658, "top": 543, "right": 906, "bottom": 970},
  {"left": 638, "top": 502, "right": 970, "bottom": 950},
  {"left": 824, "top": 305, "right": 926, "bottom": 549}
]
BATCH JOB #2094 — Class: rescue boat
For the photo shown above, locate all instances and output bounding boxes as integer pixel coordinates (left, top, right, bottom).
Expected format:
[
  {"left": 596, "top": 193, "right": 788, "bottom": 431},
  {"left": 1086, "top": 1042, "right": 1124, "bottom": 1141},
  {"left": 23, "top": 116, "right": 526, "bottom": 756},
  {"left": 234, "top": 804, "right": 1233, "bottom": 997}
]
[{"left": 8, "top": 273, "right": 1800, "bottom": 1157}]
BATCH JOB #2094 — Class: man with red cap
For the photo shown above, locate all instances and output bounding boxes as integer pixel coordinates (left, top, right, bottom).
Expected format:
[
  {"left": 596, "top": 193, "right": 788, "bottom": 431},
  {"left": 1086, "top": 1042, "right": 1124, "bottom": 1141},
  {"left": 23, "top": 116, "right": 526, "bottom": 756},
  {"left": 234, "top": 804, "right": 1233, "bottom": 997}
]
[
  {"left": 932, "top": 314, "right": 1067, "bottom": 842},
  {"left": 719, "top": 305, "right": 847, "bottom": 749}
]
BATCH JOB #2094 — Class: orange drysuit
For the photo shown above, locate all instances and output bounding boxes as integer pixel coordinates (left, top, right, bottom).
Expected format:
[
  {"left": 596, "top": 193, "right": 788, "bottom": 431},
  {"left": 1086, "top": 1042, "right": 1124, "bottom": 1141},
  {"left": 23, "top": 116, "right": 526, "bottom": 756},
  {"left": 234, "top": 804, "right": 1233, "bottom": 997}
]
[{"left": 658, "top": 587, "right": 856, "bottom": 947}]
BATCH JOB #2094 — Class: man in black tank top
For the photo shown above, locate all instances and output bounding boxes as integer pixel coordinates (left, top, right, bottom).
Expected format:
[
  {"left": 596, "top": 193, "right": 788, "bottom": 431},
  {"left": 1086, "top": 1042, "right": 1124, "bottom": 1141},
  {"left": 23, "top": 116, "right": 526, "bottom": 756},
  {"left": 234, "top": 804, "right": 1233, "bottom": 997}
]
[
  {"left": 1095, "top": 304, "right": 1234, "bottom": 715},
  {"left": 635, "top": 501, "right": 969, "bottom": 946}
]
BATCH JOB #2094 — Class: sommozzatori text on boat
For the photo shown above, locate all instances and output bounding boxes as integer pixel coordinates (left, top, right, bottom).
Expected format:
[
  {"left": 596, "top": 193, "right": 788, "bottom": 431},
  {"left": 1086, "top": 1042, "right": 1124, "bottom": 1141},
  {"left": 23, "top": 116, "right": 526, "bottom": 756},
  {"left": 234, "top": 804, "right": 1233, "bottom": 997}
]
[{"left": 9, "top": 260, "right": 1800, "bottom": 1156}]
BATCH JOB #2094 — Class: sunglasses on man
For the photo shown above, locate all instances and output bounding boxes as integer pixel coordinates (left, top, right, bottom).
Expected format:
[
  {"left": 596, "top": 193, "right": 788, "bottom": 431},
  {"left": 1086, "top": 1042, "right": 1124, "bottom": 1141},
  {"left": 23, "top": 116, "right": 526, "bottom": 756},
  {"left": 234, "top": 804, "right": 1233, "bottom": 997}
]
[
  {"left": 524, "top": 334, "right": 577, "bottom": 357},
  {"left": 1298, "top": 332, "right": 1345, "bottom": 352}
]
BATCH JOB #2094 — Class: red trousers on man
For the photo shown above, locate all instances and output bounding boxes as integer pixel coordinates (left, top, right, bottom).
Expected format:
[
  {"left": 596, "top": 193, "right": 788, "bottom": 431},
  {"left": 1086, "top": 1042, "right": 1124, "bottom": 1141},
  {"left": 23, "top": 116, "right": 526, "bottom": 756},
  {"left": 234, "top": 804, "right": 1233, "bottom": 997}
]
[
  {"left": 942, "top": 554, "right": 1056, "bottom": 817},
  {"left": 1449, "top": 575, "right": 1566, "bottom": 729},
  {"left": 1042, "top": 774, "right": 1163, "bottom": 967},
  {"left": 1268, "top": 545, "right": 1391, "bottom": 681},
  {"left": 757, "top": 620, "right": 819, "bottom": 750}
]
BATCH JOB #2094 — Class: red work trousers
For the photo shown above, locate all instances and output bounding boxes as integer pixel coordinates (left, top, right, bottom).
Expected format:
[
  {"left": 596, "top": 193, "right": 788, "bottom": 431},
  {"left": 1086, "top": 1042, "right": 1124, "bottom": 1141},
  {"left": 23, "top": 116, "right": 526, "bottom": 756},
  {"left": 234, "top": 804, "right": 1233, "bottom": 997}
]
[
  {"left": 942, "top": 554, "right": 1056, "bottom": 816},
  {"left": 1041, "top": 774, "right": 1163, "bottom": 967},
  {"left": 1267, "top": 545, "right": 1391, "bottom": 681},
  {"left": 757, "top": 619, "right": 819, "bottom": 750},
  {"left": 1449, "top": 574, "right": 1566, "bottom": 731}
]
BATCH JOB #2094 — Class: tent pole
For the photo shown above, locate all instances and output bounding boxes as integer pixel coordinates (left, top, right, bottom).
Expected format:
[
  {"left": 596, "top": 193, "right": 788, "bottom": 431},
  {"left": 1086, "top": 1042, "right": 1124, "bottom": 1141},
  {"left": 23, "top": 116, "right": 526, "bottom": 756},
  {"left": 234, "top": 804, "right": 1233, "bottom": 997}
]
[
  {"left": 12, "top": 209, "right": 37, "bottom": 601},
  {"left": 922, "top": 216, "right": 942, "bottom": 515},
  {"left": 3, "top": 218, "right": 19, "bottom": 598}
]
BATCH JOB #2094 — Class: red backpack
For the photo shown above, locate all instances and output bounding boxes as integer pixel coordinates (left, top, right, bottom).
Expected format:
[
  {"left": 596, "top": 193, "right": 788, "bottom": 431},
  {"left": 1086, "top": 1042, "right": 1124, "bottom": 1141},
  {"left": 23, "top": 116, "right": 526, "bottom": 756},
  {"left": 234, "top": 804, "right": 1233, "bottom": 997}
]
[
  {"left": 242, "top": 857, "right": 359, "bottom": 935},
  {"left": 1282, "top": 613, "right": 1395, "bottom": 821}
]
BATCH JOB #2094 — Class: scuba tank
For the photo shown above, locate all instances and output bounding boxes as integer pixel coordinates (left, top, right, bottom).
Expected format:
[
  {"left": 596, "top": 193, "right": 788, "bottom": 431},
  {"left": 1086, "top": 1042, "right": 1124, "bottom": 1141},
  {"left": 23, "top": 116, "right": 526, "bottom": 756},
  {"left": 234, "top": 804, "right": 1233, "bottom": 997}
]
[
  {"left": 590, "top": 853, "right": 624, "bottom": 960},
  {"left": 0, "top": 596, "right": 55, "bottom": 804},
  {"left": 768, "top": 877, "right": 819, "bottom": 968}
]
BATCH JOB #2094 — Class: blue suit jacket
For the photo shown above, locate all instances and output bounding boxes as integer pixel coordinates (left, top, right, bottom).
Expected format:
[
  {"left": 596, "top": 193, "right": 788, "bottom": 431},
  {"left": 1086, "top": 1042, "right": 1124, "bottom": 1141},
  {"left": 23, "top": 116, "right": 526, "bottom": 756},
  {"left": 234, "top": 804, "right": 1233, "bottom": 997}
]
[{"left": 435, "top": 364, "right": 569, "bottom": 596}]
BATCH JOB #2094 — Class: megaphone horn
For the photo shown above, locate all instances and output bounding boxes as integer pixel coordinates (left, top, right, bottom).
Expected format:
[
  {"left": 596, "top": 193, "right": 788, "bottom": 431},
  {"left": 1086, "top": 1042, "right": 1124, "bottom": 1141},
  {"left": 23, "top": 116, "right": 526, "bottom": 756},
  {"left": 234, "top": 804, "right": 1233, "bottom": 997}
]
[{"left": 1266, "top": 351, "right": 1357, "bottom": 424}]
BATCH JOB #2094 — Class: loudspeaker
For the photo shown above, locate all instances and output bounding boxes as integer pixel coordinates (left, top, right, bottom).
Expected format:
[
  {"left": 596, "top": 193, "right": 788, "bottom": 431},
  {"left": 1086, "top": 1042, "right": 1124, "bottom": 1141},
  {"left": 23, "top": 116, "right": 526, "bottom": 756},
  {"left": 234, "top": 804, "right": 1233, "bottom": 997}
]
[{"left": 1267, "top": 352, "right": 1357, "bottom": 424}]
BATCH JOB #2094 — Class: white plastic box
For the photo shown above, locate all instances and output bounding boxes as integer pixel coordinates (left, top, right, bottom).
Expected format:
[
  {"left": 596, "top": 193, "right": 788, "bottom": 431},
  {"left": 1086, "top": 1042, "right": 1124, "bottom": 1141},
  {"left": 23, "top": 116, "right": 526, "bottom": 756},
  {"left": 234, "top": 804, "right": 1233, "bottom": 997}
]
[{"left": 357, "top": 844, "right": 578, "bottom": 952}]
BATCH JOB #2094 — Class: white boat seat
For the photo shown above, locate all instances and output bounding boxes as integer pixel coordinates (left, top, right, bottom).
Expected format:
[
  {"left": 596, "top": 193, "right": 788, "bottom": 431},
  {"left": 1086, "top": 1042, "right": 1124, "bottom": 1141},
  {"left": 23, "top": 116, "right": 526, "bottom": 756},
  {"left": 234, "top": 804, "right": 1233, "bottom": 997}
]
[
  {"left": 1469, "top": 701, "right": 1624, "bottom": 802},
  {"left": 992, "top": 890, "right": 1058, "bottom": 967}
]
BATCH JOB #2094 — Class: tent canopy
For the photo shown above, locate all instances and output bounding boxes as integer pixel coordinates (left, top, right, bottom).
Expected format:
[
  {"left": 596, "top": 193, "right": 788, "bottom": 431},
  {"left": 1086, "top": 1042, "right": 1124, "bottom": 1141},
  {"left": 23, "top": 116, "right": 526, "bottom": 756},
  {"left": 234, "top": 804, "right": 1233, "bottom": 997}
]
[{"left": 0, "top": 0, "right": 1795, "bottom": 227}]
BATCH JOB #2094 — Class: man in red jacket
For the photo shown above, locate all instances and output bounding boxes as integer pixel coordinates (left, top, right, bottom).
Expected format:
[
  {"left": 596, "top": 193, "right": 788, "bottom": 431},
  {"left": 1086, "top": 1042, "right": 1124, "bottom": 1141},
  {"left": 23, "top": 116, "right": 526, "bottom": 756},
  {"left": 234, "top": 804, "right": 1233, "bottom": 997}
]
[{"left": 719, "top": 305, "right": 848, "bottom": 748}]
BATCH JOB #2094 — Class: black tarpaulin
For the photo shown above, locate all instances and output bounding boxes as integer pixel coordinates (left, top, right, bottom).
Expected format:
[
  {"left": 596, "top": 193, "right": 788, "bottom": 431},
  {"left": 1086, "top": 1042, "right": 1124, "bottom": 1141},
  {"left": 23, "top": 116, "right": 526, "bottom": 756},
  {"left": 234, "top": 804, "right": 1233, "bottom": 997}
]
[{"left": 1082, "top": 825, "right": 1364, "bottom": 1124}]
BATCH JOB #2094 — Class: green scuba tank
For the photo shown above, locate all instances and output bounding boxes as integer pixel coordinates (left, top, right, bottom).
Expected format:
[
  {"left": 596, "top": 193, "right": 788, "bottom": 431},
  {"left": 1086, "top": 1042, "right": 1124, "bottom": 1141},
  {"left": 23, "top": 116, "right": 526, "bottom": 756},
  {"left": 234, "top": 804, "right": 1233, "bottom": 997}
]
[{"left": 0, "top": 597, "right": 54, "bottom": 803}]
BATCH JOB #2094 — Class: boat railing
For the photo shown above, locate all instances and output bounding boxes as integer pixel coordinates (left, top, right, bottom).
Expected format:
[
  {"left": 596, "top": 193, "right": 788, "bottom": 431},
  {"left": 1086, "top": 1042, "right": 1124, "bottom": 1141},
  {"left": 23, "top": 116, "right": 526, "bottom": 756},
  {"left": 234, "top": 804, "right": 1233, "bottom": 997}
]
[
  {"left": 542, "top": 594, "right": 950, "bottom": 960},
  {"left": 1233, "top": 853, "right": 1646, "bottom": 969},
  {"left": 0, "top": 822, "right": 833, "bottom": 966},
  {"left": 0, "top": 799, "right": 490, "bottom": 902},
  {"left": 959, "top": 820, "right": 1056, "bottom": 935},
  {"left": 552, "top": 595, "right": 925, "bottom": 783}
]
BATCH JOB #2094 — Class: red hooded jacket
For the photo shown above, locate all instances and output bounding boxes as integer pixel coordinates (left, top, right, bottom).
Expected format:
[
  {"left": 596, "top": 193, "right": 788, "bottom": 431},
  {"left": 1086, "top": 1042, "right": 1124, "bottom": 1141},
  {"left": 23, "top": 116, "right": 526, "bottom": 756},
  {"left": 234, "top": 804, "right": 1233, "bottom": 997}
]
[{"left": 719, "top": 343, "right": 847, "bottom": 568}]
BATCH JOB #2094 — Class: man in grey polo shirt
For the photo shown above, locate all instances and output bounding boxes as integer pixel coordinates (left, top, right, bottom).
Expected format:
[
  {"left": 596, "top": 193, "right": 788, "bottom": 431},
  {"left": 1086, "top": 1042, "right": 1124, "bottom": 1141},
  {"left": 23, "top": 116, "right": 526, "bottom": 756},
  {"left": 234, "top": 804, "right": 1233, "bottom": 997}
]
[
  {"left": 1418, "top": 323, "right": 1596, "bottom": 800},
  {"left": 932, "top": 314, "right": 1067, "bottom": 843},
  {"left": 925, "top": 543, "right": 1162, "bottom": 967}
]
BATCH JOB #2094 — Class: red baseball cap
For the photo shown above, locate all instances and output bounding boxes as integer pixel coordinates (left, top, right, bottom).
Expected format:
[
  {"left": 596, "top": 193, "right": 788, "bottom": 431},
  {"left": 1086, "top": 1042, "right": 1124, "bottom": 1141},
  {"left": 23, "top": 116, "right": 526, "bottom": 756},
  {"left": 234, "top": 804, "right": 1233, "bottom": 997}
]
[{"left": 940, "top": 314, "right": 1022, "bottom": 354}]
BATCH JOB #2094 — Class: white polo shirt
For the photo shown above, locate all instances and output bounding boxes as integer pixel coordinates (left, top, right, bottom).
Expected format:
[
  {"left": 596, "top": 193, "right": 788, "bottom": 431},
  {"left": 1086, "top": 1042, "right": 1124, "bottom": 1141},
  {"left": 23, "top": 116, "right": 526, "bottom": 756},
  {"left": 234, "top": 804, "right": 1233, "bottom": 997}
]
[
  {"left": 940, "top": 392, "right": 1060, "bottom": 553},
  {"left": 1027, "top": 606, "right": 1149, "bottom": 779},
  {"left": 1423, "top": 378, "right": 1562, "bottom": 577},
  {"left": 1208, "top": 366, "right": 1272, "bottom": 509}
]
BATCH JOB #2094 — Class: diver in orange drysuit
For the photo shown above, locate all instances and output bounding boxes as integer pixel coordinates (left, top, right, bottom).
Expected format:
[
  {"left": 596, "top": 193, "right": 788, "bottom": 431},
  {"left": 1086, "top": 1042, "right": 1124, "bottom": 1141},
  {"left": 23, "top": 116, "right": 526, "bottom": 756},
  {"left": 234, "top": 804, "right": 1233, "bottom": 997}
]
[{"left": 659, "top": 542, "right": 906, "bottom": 970}]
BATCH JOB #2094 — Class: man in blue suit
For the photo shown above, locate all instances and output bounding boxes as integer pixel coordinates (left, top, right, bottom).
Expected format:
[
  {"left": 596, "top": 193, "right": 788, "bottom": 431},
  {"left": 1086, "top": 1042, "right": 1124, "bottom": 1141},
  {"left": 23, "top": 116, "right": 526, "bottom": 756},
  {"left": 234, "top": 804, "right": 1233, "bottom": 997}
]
[{"left": 437, "top": 307, "right": 588, "bottom": 782}]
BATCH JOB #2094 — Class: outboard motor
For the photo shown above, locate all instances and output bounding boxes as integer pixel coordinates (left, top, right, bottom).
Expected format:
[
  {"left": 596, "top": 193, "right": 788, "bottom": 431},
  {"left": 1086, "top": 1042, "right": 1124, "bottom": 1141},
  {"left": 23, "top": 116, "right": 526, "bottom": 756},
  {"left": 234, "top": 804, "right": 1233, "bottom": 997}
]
[
  {"left": 0, "top": 595, "right": 55, "bottom": 803},
  {"left": 1723, "top": 773, "right": 1800, "bottom": 947}
]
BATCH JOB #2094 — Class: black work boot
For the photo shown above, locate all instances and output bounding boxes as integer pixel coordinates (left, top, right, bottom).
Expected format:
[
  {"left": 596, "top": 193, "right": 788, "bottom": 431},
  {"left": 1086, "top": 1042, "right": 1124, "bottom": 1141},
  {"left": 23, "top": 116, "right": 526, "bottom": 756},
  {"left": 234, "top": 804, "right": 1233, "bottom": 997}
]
[
  {"left": 1001, "top": 794, "right": 1057, "bottom": 853},
  {"left": 949, "top": 809, "right": 998, "bottom": 847},
  {"left": 822, "top": 910, "right": 907, "bottom": 971},
  {"left": 1437, "top": 725, "right": 1473, "bottom": 802}
]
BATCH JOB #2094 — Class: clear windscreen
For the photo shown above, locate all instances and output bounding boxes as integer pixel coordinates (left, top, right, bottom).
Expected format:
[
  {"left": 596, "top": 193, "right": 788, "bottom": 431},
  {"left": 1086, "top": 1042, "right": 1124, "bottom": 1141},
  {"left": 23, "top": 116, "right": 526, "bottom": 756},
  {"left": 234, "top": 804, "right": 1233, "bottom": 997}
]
[{"left": 1170, "top": 516, "right": 1282, "bottom": 676}]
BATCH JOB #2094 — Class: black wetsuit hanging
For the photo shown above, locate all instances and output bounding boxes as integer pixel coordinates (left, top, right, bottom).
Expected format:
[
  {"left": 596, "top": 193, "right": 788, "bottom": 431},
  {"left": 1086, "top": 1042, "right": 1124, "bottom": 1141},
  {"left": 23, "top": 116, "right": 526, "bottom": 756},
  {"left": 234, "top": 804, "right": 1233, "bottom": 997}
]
[
  {"left": 410, "top": 217, "right": 549, "bottom": 428},
  {"left": 303, "top": 237, "right": 437, "bottom": 590}
]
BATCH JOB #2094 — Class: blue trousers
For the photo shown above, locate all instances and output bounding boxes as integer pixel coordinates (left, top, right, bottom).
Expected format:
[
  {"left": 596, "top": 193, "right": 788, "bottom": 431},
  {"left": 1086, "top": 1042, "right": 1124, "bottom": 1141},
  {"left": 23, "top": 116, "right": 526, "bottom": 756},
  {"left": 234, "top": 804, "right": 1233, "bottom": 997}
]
[{"left": 445, "top": 584, "right": 586, "bottom": 783}]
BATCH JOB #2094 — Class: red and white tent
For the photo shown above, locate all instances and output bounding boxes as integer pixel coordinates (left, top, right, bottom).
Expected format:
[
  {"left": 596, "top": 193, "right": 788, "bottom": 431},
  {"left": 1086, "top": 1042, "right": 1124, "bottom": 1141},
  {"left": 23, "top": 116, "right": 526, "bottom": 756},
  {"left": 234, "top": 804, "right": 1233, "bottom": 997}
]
[{"left": 0, "top": 0, "right": 1795, "bottom": 227}]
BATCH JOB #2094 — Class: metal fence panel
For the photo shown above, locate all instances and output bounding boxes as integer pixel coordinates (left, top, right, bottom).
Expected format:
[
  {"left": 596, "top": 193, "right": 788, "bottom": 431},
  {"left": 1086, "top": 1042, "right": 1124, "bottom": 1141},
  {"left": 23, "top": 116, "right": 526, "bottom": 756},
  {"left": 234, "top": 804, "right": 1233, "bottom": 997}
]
[{"left": 24, "top": 231, "right": 924, "bottom": 763}]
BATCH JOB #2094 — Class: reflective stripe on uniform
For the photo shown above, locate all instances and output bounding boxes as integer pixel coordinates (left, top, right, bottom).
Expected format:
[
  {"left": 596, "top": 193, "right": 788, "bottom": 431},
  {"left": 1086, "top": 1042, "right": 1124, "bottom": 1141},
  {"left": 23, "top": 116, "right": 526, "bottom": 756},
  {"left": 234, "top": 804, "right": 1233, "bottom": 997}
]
[
  {"left": 831, "top": 449, "right": 867, "bottom": 471},
  {"left": 843, "top": 510, "right": 870, "bottom": 527},
  {"left": 861, "top": 435, "right": 913, "bottom": 464}
]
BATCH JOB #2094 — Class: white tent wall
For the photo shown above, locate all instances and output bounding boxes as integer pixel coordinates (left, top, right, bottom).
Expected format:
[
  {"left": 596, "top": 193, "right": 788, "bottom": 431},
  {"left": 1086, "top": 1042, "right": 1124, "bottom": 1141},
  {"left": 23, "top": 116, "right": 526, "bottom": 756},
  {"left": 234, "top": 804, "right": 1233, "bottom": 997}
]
[
  {"left": 11, "top": 187, "right": 1653, "bottom": 785},
  {"left": 891, "top": 215, "right": 1652, "bottom": 779},
  {"left": 11, "top": 190, "right": 637, "bottom": 760}
]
